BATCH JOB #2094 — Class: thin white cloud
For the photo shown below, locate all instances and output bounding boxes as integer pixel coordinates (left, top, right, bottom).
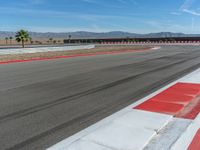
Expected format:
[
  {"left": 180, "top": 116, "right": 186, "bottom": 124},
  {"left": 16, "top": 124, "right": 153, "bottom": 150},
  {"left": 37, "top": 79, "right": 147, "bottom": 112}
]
[
  {"left": 116, "top": 0, "right": 128, "bottom": 4},
  {"left": 145, "top": 20, "right": 188, "bottom": 32},
  {"left": 29, "top": 0, "right": 46, "bottom": 4},
  {"left": 0, "top": 6, "right": 127, "bottom": 20},
  {"left": 82, "top": 0, "right": 137, "bottom": 8},
  {"left": 170, "top": 12, "right": 181, "bottom": 15},
  {"left": 0, "top": 24, "right": 128, "bottom": 33},
  {"left": 0, "top": 5, "right": 142, "bottom": 21},
  {"left": 182, "top": 8, "right": 200, "bottom": 16},
  {"left": 144, "top": 19, "right": 200, "bottom": 34},
  {"left": 180, "top": 0, "right": 195, "bottom": 10},
  {"left": 191, "top": 18, "right": 195, "bottom": 30},
  {"left": 180, "top": 0, "right": 200, "bottom": 16},
  {"left": 115, "top": 0, "right": 138, "bottom": 5},
  {"left": 81, "top": 0, "right": 99, "bottom": 4}
]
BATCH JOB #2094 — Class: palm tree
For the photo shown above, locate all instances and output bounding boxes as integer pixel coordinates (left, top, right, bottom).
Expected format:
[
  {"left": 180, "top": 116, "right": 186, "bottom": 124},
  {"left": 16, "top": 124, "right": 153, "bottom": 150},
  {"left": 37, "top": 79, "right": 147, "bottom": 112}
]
[
  {"left": 5, "top": 37, "right": 8, "bottom": 45},
  {"left": 49, "top": 38, "right": 53, "bottom": 44},
  {"left": 53, "top": 40, "right": 57, "bottom": 44},
  {"left": 68, "top": 35, "right": 71, "bottom": 43},
  {"left": 15, "top": 30, "right": 30, "bottom": 48},
  {"left": 9, "top": 37, "right": 13, "bottom": 45},
  {"left": 29, "top": 37, "right": 33, "bottom": 44}
]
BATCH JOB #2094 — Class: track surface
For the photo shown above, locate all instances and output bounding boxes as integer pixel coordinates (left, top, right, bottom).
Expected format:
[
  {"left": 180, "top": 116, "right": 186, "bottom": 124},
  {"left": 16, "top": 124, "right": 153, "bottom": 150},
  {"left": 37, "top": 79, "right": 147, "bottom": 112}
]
[{"left": 0, "top": 46, "right": 200, "bottom": 150}]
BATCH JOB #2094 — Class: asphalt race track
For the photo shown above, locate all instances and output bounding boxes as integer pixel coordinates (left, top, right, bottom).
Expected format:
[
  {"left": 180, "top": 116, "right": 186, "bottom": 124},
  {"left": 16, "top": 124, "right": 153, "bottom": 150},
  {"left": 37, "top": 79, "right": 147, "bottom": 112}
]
[{"left": 0, "top": 45, "right": 200, "bottom": 150}]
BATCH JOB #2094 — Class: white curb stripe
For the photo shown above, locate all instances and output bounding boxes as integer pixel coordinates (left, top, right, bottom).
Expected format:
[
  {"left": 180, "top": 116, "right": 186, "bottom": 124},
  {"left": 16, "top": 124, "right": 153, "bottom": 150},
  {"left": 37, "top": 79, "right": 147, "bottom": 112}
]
[
  {"left": 194, "top": 113, "right": 200, "bottom": 124},
  {"left": 84, "top": 122, "right": 156, "bottom": 150},
  {"left": 113, "top": 110, "right": 172, "bottom": 132},
  {"left": 144, "top": 118, "right": 192, "bottom": 150},
  {"left": 180, "top": 68, "right": 200, "bottom": 84},
  {"left": 82, "top": 110, "right": 172, "bottom": 150},
  {"left": 171, "top": 116, "right": 200, "bottom": 150}
]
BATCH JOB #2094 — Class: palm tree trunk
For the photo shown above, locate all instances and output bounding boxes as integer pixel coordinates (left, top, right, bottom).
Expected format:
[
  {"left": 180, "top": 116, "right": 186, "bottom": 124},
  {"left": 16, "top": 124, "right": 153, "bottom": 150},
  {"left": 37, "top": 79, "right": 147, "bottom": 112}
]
[{"left": 22, "top": 40, "right": 25, "bottom": 48}]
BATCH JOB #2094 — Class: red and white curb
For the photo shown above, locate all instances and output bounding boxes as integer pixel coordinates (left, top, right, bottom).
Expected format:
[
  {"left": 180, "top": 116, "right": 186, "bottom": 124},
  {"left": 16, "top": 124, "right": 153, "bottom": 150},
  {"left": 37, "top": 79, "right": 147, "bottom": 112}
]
[
  {"left": 48, "top": 68, "right": 200, "bottom": 150},
  {"left": 99, "top": 42, "right": 200, "bottom": 46}
]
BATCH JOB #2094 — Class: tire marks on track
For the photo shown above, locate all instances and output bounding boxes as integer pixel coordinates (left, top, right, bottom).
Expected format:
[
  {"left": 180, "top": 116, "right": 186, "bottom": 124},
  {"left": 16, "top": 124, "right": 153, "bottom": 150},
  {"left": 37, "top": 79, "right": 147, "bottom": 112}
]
[
  {"left": 7, "top": 61, "right": 200, "bottom": 150},
  {"left": 0, "top": 53, "right": 200, "bottom": 124}
]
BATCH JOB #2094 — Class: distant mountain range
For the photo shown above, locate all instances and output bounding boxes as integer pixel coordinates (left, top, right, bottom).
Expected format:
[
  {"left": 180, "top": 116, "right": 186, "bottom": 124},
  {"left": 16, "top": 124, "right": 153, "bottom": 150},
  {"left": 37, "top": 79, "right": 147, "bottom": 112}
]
[{"left": 0, "top": 31, "right": 200, "bottom": 39}]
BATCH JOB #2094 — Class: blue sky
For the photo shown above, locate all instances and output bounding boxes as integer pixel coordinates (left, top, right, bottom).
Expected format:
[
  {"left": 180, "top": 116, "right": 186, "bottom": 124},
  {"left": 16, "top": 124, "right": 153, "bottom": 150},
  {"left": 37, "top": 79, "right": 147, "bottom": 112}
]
[{"left": 0, "top": 0, "right": 200, "bottom": 33}]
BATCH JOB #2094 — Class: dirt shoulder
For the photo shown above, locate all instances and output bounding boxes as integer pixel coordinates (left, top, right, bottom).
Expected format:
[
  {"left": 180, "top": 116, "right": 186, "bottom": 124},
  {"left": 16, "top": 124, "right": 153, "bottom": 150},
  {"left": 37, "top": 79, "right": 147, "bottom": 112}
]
[{"left": 0, "top": 45, "right": 152, "bottom": 62}]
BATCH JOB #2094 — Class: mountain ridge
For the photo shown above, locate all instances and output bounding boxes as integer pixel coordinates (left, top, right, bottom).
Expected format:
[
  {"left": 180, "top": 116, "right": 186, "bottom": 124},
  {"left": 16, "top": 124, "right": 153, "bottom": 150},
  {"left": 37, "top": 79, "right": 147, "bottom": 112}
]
[{"left": 0, "top": 31, "right": 199, "bottom": 39}]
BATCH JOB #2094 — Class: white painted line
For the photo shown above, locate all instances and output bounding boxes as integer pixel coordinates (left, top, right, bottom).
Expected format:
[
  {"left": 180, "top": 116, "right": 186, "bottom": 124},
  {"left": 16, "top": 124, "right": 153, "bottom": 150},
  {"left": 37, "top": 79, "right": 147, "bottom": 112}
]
[{"left": 180, "top": 68, "right": 200, "bottom": 84}]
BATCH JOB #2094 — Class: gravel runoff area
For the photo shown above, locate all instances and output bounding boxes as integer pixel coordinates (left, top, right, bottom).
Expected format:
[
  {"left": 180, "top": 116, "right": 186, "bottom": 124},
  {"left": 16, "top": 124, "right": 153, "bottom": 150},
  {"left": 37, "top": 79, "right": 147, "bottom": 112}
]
[{"left": 0, "top": 45, "right": 152, "bottom": 62}]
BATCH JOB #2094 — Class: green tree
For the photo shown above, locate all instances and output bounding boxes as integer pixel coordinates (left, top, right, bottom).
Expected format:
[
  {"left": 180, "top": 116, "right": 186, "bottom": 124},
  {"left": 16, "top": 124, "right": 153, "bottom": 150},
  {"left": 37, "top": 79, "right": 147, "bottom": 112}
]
[
  {"left": 9, "top": 36, "right": 13, "bottom": 45},
  {"left": 49, "top": 38, "right": 53, "bottom": 44},
  {"left": 5, "top": 37, "right": 8, "bottom": 45},
  {"left": 15, "top": 30, "right": 30, "bottom": 48},
  {"left": 29, "top": 37, "right": 33, "bottom": 44},
  {"left": 53, "top": 40, "right": 57, "bottom": 44},
  {"left": 68, "top": 35, "right": 71, "bottom": 43}
]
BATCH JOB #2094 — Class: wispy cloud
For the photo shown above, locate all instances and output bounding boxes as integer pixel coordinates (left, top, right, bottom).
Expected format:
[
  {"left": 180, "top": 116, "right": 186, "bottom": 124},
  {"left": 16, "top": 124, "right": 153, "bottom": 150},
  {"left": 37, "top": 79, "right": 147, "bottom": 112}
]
[
  {"left": 0, "top": 6, "right": 118, "bottom": 20},
  {"left": 114, "top": 0, "right": 138, "bottom": 6},
  {"left": 180, "top": 0, "right": 196, "bottom": 10},
  {"left": 29, "top": 0, "right": 46, "bottom": 5},
  {"left": 182, "top": 9, "right": 200, "bottom": 16},
  {"left": 145, "top": 20, "right": 188, "bottom": 32},
  {"left": 0, "top": 4, "right": 144, "bottom": 21},
  {"left": 116, "top": 0, "right": 132, "bottom": 4},
  {"left": 0, "top": 25, "right": 114, "bottom": 33},
  {"left": 0, "top": 5, "right": 139, "bottom": 28},
  {"left": 191, "top": 18, "right": 195, "bottom": 30},
  {"left": 180, "top": 0, "right": 200, "bottom": 16},
  {"left": 0, "top": 22, "right": 127, "bottom": 33},
  {"left": 170, "top": 12, "right": 181, "bottom": 15},
  {"left": 81, "top": 0, "right": 137, "bottom": 8},
  {"left": 81, "top": 0, "right": 99, "bottom": 4}
]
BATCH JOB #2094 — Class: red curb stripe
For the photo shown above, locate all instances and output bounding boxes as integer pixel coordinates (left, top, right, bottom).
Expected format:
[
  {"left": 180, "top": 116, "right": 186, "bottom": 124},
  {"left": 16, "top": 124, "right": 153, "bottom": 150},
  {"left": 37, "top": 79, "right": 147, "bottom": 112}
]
[
  {"left": 188, "top": 129, "right": 200, "bottom": 150},
  {"left": 135, "top": 100, "right": 184, "bottom": 115},
  {"left": 151, "top": 93, "right": 194, "bottom": 104},
  {"left": 134, "top": 83, "right": 200, "bottom": 119},
  {"left": 177, "top": 96, "right": 200, "bottom": 119},
  {"left": 0, "top": 49, "right": 150, "bottom": 65}
]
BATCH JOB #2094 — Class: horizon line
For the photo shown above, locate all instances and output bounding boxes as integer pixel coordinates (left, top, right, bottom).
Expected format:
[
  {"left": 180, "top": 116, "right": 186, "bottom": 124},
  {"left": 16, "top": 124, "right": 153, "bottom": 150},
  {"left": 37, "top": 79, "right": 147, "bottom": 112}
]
[{"left": 0, "top": 30, "right": 198, "bottom": 35}]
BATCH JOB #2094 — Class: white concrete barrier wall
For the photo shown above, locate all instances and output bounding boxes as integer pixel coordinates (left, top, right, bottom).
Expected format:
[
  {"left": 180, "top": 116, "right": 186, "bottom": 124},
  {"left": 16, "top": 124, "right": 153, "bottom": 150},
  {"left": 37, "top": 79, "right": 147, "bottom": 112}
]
[{"left": 0, "top": 45, "right": 95, "bottom": 55}]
